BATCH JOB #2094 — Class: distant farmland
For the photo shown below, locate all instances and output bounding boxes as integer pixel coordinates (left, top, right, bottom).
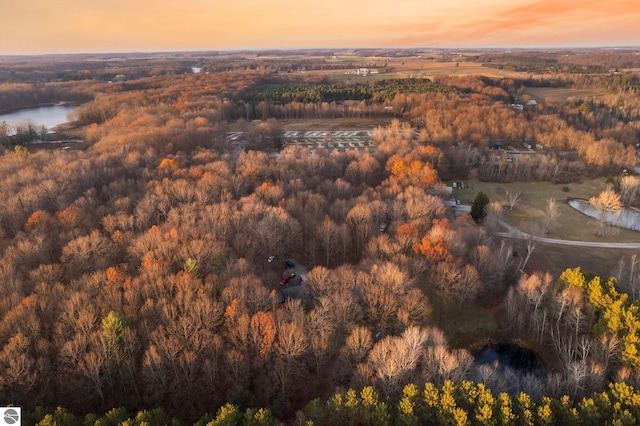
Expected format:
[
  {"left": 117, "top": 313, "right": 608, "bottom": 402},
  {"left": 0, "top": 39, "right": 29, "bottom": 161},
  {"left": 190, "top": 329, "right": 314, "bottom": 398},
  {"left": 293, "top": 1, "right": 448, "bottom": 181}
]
[{"left": 525, "top": 87, "right": 604, "bottom": 103}]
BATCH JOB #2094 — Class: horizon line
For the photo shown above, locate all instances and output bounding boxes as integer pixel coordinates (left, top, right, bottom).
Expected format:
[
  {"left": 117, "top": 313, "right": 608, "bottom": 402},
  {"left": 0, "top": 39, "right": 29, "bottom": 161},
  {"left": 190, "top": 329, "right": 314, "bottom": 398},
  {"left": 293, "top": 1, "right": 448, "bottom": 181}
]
[{"left": 2, "top": 45, "right": 640, "bottom": 58}]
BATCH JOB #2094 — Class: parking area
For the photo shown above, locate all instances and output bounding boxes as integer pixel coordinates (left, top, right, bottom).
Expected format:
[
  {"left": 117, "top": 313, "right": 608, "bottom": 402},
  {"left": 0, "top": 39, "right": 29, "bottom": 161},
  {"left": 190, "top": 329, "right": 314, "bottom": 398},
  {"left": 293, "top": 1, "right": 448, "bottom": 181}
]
[
  {"left": 268, "top": 255, "right": 309, "bottom": 301},
  {"left": 227, "top": 130, "right": 374, "bottom": 151}
]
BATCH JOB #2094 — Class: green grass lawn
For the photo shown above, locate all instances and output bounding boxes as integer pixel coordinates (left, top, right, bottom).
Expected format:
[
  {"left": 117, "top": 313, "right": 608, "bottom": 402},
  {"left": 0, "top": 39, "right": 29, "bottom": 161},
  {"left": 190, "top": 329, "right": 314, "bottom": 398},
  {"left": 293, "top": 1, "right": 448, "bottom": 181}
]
[
  {"left": 440, "top": 302, "right": 498, "bottom": 347},
  {"left": 453, "top": 179, "right": 640, "bottom": 278},
  {"left": 524, "top": 87, "right": 604, "bottom": 104},
  {"left": 453, "top": 179, "right": 640, "bottom": 242}
]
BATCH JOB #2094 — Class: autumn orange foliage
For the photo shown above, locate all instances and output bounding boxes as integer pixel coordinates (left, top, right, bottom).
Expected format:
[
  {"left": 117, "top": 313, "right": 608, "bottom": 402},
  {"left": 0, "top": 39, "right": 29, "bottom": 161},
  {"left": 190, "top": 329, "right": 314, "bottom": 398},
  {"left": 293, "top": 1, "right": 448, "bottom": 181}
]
[
  {"left": 225, "top": 299, "right": 239, "bottom": 322},
  {"left": 432, "top": 218, "right": 450, "bottom": 230},
  {"left": 158, "top": 158, "right": 180, "bottom": 173},
  {"left": 21, "top": 294, "right": 38, "bottom": 307},
  {"left": 55, "top": 205, "right": 88, "bottom": 230},
  {"left": 25, "top": 210, "right": 52, "bottom": 231},
  {"left": 414, "top": 236, "right": 454, "bottom": 264},
  {"left": 396, "top": 223, "right": 419, "bottom": 238},
  {"left": 250, "top": 311, "right": 276, "bottom": 356},
  {"left": 388, "top": 156, "right": 439, "bottom": 188},
  {"left": 106, "top": 266, "right": 127, "bottom": 286}
]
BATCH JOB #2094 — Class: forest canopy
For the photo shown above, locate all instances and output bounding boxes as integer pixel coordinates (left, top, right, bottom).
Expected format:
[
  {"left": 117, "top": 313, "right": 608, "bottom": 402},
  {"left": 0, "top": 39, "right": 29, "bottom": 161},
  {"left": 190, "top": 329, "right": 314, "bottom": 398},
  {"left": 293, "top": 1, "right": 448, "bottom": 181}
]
[
  {"left": 242, "top": 78, "right": 457, "bottom": 104},
  {"left": 1, "top": 49, "right": 640, "bottom": 424}
]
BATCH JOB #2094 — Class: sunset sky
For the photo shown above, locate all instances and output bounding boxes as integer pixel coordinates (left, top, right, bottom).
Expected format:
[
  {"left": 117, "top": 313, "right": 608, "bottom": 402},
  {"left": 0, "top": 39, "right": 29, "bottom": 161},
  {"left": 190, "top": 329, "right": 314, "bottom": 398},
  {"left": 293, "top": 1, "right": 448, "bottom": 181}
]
[{"left": 2, "top": 0, "right": 639, "bottom": 54}]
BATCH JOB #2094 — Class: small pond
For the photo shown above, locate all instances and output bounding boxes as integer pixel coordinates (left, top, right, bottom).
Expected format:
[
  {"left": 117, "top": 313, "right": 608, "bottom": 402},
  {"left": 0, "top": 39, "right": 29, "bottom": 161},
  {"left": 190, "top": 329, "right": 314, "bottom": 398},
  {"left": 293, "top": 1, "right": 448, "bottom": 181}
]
[
  {"left": 472, "top": 343, "right": 547, "bottom": 397},
  {"left": 568, "top": 198, "right": 640, "bottom": 231},
  {"left": 474, "top": 343, "right": 546, "bottom": 373}
]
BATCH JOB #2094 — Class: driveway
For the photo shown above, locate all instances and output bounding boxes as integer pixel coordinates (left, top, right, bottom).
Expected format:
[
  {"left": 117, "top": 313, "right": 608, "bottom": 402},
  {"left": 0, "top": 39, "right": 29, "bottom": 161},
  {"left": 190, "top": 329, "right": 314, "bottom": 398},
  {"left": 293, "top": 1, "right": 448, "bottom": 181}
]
[{"left": 495, "top": 219, "right": 640, "bottom": 248}]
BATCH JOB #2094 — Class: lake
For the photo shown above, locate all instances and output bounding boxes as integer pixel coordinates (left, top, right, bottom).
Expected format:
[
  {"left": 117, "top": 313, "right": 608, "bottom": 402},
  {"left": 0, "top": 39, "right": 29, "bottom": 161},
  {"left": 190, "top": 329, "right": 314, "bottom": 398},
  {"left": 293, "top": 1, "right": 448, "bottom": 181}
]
[{"left": 0, "top": 104, "right": 76, "bottom": 133}]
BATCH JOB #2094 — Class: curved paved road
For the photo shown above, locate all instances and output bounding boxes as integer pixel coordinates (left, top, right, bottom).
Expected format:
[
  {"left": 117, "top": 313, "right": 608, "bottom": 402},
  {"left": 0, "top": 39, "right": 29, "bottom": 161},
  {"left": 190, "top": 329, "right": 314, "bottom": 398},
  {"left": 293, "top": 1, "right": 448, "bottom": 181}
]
[{"left": 495, "top": 219, "right": 640, "bottom": 249}]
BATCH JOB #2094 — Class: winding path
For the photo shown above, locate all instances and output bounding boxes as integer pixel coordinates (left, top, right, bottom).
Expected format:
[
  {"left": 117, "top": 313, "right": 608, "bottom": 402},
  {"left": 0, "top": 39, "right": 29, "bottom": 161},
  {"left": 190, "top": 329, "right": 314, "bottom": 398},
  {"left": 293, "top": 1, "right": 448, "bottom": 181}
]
[{"left": 495, "top": 219, "right": 640, "bottom": 248}]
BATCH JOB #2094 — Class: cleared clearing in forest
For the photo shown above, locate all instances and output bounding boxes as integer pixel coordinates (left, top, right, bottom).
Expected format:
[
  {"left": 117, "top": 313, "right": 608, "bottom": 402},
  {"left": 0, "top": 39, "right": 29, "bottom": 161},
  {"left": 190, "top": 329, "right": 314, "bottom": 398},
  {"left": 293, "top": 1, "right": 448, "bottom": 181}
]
[
  {"left": 227, "top": 129, "right": 375, "bottom": 151},
  {"left": 454, "top": 179, "right": 640, "bottom": 278},
  {"left": 524, "top": 87, "right": 604, "bottom": 103}
]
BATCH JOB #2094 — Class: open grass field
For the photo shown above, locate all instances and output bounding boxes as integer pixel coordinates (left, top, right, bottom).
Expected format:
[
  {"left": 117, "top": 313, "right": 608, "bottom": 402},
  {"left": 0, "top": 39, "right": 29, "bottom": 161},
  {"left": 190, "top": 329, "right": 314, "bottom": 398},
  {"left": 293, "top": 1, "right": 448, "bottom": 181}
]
[
  {"left": 277, "top": 118, "right": 391, "bottom": 131},
  {"left": 389, "top": 59, "right": 522, "bottom": 79},
  {"left": 316, "top": 57, "right": 523, "bottom": 82},
  {"left": 524, "top": 87, "right": 604, "bottom": 103},
  {"left": 525, "top": 243, "right": 637, "bottom": 281},
  {"left": 453, "top": 179, "right": 640, "bottom": 278}
]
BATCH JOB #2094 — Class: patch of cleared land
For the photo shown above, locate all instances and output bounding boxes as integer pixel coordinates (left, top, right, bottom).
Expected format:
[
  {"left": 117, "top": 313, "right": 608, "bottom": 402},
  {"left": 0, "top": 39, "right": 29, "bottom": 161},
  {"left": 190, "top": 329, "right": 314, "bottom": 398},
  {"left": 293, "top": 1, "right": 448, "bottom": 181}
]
[
  {"left": 278, "top": 118, "right": 390, "bottom": 131},
  {"left": 227, "top": 129, "right": 375, "bottom": 152},
  {"left": 441, "top": 304, "right": 498, "bottom": 347},
  {"left": 453, "top": 179, "right": 639, "bottom": 242},
  {"left": 226, "top": 118, "right": 391, "bottom": 132},
  {"left": 390, "top": 60, "right": 523, "bottom": 79},
  {"left": 453, "top": 179, "right": 640, "bottom": 278},
  {"left": 525, "top": 244, "right": 637, "bottom": 281},
  {"left": 524, "top": 87, "right": 604, "bottom": 103},
  {"left": 319, "top": 58, "right": 523, "bottom": 82}
]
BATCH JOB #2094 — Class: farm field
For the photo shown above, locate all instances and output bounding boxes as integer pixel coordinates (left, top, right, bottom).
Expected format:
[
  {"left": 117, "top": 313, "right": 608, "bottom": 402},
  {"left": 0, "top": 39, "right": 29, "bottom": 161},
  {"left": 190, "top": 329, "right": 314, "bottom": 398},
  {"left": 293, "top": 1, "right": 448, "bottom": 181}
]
[
  {"left": 319, "top": 57, "right": 523, "bottom": 82},
  {"left": 524, "top": 87, "right": 605, "bottom": 103},
  {"left": 390, "top": 60, "right": 522, "bottom": 79}
]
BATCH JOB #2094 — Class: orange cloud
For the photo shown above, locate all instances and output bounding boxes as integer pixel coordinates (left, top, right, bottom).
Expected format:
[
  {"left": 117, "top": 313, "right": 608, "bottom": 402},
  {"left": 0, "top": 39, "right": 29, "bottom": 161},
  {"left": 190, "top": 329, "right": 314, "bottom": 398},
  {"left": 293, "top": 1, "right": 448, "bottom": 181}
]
[
  {"left": 462, "top": 0, "right": 638, "bottom": 40},
  {"left": 378, "top": 0, "right": 640, "bottom": 47}
]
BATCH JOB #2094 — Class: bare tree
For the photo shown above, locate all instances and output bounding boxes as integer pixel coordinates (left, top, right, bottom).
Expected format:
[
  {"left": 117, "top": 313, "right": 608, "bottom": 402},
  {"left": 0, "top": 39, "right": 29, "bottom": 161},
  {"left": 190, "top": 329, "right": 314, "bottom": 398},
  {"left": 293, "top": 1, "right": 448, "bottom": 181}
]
[
  {"left": 595, "top": 334, "right": 620, "bottom": 371},
  {"left": 342, "top": 326, "right": 373, "bottom": 368},
  {"left": 430, "top": 260, "right": 481, "bottom": 320},
  {"left": 517, "top": 235, "right": 536, "bottom": 275},
  {"left": 400, "top": 187, "right": 445, "bottom": 222},
  {"left": 60, "top": 230, "right": 115, "bottom": 278},
  {"left": 346, "top": 203, "right": 376, "bottom": 259},
  {"left": 543, "top": 198, "right": 560, "bottom": 235},
  {"left": 494, "top": 240, "right": 515, "bottom": 287},
  {"left": 316, "top": 216, "right": 340, "bottom": 268},
  {"left": 274, "top": 321, "right": 308, "bottom": 401},
  {"left": 615, "top": 255, "right": 640, "bottom": 300},
  {"left": 367, "top": 332, "right": 422, "bottom": 396},
  {"left": 457, "top": 264, "right": 481, "bottom": 310},
  {"left": 505, "top": 190, "right": 521, "bottom": 211},
  {"left": 0, "top": 332, "right": 44, "bottom": 403},
  {"left": 485, "top": 201, "right": 503, "bottom": 234},
  {"left": 620, "top": 175, "right": 640, "bottom": 206},
  {"left": 589, "top": 189, "right": 623, "bottom": 236},
  {"left": 423, "top": 345, "right": 473, "bottom": 384}
]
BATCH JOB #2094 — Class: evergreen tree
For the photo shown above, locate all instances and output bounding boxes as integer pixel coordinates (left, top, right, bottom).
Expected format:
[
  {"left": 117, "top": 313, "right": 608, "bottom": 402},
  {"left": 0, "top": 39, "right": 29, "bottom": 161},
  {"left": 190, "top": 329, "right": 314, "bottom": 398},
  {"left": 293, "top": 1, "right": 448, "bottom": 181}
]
[{"left": 471, "top": 191, "right": 490, "bottom": 224}]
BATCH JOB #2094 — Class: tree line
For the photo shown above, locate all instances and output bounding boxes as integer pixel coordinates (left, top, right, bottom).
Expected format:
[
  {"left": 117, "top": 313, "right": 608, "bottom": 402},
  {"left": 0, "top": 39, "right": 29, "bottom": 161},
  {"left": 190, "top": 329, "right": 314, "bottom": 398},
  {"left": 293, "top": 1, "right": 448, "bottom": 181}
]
[
  {"left": 243, "top": 79, "right": 456, "bottom": 105},
  {"left": 21, "top": 380, "right": 640, "bottom": 425}
]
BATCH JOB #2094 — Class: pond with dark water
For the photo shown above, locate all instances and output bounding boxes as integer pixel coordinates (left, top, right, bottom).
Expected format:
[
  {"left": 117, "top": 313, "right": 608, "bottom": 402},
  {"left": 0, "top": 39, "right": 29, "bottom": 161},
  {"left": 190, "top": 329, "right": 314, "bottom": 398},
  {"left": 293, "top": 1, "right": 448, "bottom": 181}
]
[
  {"left": 474, "top": 343, "right": 546, "bottom": 374},
  {"left": 472, "top": 343, "right": 548, "bottom": 397}
]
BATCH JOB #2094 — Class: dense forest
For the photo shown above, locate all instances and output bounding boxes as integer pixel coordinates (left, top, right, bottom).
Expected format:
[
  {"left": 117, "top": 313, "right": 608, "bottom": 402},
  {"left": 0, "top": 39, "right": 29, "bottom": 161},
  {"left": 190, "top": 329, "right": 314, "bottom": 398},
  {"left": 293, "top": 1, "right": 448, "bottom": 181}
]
[{"left": 1, "top": 50, "right": 640, "bottom": 424}]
